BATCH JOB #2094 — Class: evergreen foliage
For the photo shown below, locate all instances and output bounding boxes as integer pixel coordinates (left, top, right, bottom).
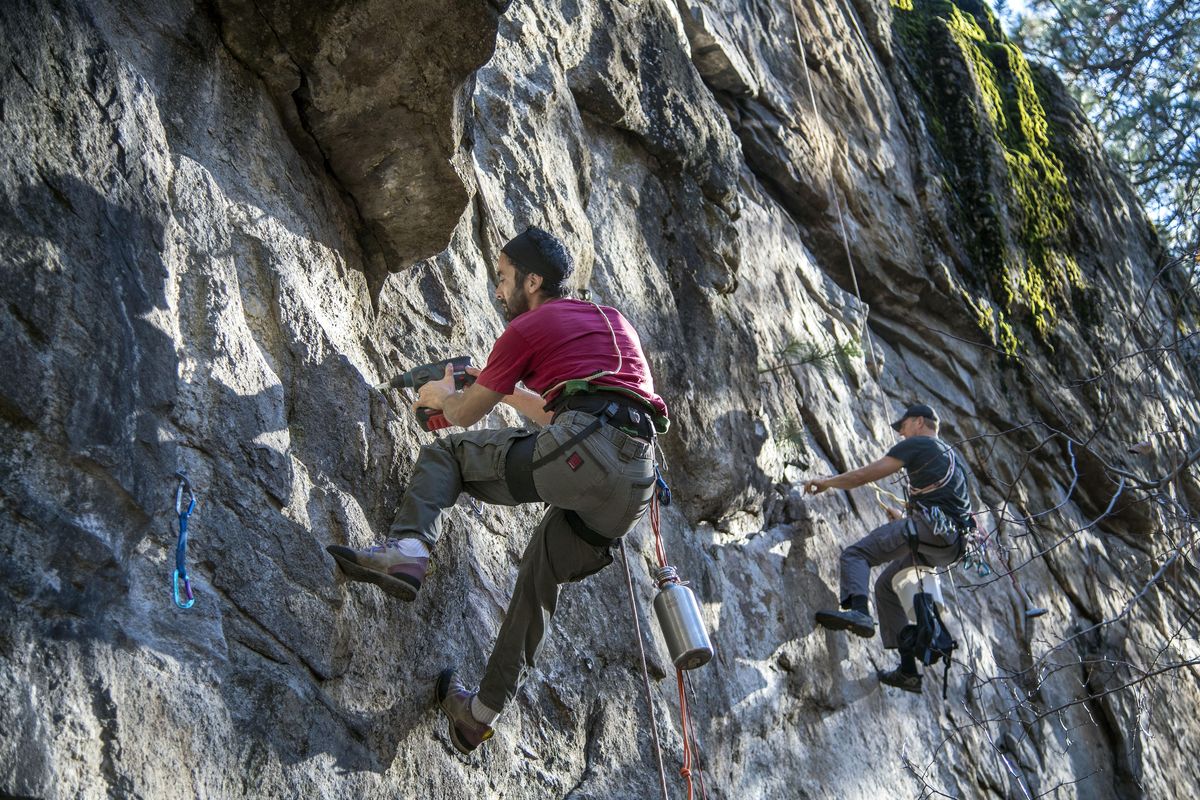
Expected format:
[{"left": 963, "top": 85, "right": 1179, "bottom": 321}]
[{"left": 1004, "top": 0, "right": 1200, "bottom": 256}]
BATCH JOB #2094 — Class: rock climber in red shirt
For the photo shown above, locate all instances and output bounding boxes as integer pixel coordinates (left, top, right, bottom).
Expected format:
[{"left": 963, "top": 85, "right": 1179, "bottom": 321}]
[{"left": 328, "top": 227, "right": 668, "bottom": 755}]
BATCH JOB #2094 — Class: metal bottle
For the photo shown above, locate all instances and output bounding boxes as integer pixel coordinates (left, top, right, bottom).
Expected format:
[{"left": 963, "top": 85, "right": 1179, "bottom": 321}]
[{"left": 652, "top": 566, "right": 714, "bottom": 670}]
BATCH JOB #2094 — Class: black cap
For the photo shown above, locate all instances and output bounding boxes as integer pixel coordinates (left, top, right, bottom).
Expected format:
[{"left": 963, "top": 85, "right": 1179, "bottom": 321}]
[
  {"left": 500, "top": 227, "right": 573, "bottom": 286},
  {"left": 891, "top": 403, "right": 937, "bottom": 432}
]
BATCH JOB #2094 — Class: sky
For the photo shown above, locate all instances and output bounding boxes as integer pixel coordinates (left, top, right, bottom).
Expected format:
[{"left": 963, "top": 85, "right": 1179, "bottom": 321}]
[{"left": 995, "top": 0, "right": 1034, "bottom": 30}]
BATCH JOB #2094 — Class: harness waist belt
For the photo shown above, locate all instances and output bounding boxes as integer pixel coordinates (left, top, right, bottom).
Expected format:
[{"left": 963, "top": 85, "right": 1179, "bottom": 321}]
[{"left": 551, "top": 393, "right": 656, "bottom": 440}]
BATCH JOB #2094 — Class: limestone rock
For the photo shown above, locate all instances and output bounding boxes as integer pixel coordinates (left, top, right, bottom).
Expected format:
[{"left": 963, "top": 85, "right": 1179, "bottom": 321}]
[{"left": 2, "top": 0, "right": 1198, "bottom": 798}]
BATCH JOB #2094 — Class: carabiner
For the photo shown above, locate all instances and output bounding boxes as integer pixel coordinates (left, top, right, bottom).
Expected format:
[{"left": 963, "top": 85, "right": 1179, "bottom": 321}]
[{"left": 655, "top": 465, "right": 672, "bottom": 507}]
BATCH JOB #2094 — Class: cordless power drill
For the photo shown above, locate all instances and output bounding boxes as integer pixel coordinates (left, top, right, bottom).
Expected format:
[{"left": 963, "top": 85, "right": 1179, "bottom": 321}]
[{"left": 375, "top": 356, "right": 477, "bottom": 431}]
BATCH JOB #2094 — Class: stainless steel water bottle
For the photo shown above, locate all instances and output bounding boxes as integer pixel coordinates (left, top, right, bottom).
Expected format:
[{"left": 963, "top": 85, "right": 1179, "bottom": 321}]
[{"left": 652, "top": 566, "right": 714, "bottom": 670}]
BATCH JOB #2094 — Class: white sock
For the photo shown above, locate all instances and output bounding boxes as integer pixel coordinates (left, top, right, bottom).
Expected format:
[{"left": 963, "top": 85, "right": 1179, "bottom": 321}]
[
  {"left": 394, "top": 538, "right": 430, "bottom": 558},
  {"left": 471, "top": 696, "right": 500, "bottom": 726}
]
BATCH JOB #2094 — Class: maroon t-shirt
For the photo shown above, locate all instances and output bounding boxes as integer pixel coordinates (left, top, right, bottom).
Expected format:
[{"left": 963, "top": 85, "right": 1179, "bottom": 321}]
[{"left": 476, "top": 298, "right": 668, "bottom": 418}]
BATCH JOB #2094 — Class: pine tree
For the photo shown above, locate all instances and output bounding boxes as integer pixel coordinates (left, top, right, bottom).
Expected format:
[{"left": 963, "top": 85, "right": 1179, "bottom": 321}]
[{"left": 1004, "top": 0, "right": 1200, "bottom": 257}]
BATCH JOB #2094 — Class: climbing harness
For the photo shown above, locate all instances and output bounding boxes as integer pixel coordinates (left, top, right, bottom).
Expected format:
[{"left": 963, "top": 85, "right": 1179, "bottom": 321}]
[
  {"left": 900, "top": 445, "right": 994, "bottom": 579},
  {"left": 172, "top": 471, "right": 197, "bottom": 609}
]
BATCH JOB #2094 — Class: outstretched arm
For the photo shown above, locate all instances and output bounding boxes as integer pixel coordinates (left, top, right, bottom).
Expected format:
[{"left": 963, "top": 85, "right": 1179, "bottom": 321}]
[{"left": 806, "top": 456, "right": 904, "bottom": 494}]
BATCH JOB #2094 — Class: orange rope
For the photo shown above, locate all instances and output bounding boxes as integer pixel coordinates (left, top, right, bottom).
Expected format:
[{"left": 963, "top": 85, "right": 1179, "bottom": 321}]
[
  {"left": 651, "top": 489, "right": 668, "bottom": 568},
  {"left": 676, "top": 669, "right": 695, "bottom": 800}
]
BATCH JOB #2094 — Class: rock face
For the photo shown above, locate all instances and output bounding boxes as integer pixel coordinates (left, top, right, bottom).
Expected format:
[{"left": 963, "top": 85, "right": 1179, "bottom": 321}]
[{"left": 1, "top": 0, "right": 1197, "bottom": 798}]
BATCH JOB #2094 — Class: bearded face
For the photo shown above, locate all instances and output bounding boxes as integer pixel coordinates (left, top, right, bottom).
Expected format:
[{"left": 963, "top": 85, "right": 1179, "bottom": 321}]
[{"left": 499, "top": 272, "right": 531, "bottom": 321}]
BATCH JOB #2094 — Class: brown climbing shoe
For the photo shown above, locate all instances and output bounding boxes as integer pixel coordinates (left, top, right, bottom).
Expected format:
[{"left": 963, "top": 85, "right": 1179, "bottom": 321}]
[{"left": 435, "top": 670, "right": 495, "bottom": 755}]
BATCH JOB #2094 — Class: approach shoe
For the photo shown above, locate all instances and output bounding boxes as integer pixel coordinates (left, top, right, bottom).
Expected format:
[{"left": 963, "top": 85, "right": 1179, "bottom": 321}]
[
  {"left": 326, "top": 538, "right": 428, "bottom": 601},
  {"left": 813, "top": 608, "right": 876, "bottom": 638},
  {"left": 435, "top": 669, "right": 495, "bottom": 755},
  {"left": 878, "top": 667, "right": 923, "bottom": 694}
]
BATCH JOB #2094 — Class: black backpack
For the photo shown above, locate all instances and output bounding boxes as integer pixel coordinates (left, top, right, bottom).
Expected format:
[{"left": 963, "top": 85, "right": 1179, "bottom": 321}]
[{"left": 898, "top": 592, "right": 957, "bottom": 699}]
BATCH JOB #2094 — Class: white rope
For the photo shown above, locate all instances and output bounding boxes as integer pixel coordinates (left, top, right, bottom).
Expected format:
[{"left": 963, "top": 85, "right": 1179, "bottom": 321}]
[
  {"left": 787, "top": 1, "right": 882, "bottom": 377},
  {"left": 540, "top": 300, "right": 624, "bottom": 399},
  {"left": 620, "top": 539, "right": 671, "bottom": 800}
]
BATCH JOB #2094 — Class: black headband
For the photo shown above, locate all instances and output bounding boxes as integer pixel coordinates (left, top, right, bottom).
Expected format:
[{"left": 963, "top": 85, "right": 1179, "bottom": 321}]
[{"left": 501, "top": 229, "right": 563, "bottom": 282}]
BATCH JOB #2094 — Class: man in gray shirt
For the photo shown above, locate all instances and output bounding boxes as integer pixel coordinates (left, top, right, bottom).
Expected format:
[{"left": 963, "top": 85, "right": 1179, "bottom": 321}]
[{"left": 805, "top": 403, "right": 971, "bottom": 693}]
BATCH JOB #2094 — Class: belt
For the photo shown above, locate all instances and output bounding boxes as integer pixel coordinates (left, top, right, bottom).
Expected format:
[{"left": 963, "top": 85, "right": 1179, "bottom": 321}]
[{"left": 550, "top": 392, "right": 656, "bottom": 441}]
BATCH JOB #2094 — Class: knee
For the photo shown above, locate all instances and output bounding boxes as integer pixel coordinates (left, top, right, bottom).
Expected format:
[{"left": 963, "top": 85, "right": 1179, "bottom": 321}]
[
  {"left": 874, "top": 571, "right": 897, "bottom": 600},
  {"left": 418, "top": 439, "right": 455, "bottom": 464},
  {"left": 840, "top": 543, "right": 867, "bottom": 570}
]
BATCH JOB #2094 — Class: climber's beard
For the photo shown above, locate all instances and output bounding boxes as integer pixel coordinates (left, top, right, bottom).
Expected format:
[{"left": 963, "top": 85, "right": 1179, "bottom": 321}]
[{"left": 500, "top": 285, "right": 529, "bottom": 322}]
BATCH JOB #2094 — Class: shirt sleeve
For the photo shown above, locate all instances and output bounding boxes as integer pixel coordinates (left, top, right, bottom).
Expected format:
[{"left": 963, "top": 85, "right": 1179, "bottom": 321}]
[
  {"left": 475, "top": 326, "right": 534, "bottom": 395},
  {"left": 885, "top": 438, "right": 917, "bottom": 467}
]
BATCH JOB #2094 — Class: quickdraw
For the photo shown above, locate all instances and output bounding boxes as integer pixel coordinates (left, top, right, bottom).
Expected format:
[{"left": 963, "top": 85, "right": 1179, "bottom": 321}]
[
  {"left": 959, "top": 526, "right": 992, "bottom": 579},
  {"left": 173, "top": 471, "right": 197, "bottom": 609},
  {"left": 924, "top": 505, "right": 991, "bottom": 578}
]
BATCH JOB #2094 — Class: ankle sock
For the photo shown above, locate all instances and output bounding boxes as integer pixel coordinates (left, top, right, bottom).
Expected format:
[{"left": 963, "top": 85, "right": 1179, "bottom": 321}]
[
  {"left": 847, "top": 595, "right": 869, "bottom": 615},
  {"left": 900, "top": 653, "right": 919, "bottom": 676},
  {"left": 394, "top": 538, "right": 430, "bottom": 559},
  {"left": 471, "top": 696, "right": 499, "bottom": 727}
]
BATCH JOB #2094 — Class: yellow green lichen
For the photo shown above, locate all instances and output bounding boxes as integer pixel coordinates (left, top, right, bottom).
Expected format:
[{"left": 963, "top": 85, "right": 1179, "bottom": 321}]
[{"left": 891, "top": 0, "right": 1086, "bottom": 357}]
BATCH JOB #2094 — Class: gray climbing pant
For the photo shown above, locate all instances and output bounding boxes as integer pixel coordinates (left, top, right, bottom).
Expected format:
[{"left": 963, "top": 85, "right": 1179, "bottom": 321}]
[
  {"left": 389, "top": 410, "right": 656, "bottom": 712},
  {"left": 839, "top": 514, "right": 961, "bottom": 649}
]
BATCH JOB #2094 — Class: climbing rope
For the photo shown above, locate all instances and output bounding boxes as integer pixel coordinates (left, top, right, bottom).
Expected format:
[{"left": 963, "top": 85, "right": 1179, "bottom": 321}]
[
  {"left": 620, "top": 539, "right": 671, "bottom": 800},
  {"left": 622, "top": 465, "right": 711, "bottom": 800},
  {"left": 651, "top": 472, "right": 710, "bottom": 800},
  {"left": 676, "top": 670, "right": 699, "bottom": 799},
  {"left": 172, "top": 471, "right": 197, "bottom": 609},
  {"left": 787, "top": 0, "right": 882, "bottom": 380},
  {"left": 683, "top": 671, "right": 711, "bottom": 800}
]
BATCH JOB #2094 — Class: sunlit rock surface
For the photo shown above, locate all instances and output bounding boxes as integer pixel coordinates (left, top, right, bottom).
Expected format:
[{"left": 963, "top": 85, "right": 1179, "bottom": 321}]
[{"left": 2, "top": 0, "right": 1197, "bottom": 797}]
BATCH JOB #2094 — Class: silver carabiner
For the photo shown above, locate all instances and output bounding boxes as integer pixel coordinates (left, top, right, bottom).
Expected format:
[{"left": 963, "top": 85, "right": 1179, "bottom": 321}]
[{"left": 175, "top": 471, "right": 196, "bottom": 517}]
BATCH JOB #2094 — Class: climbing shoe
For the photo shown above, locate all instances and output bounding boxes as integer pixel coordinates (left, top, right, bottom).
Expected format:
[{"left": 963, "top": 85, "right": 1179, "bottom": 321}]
[
  {"left": 326, "top": 538, "right": 428, "bottom": 601},
  {"left": 814, "top": 608, "right": 876, "bottom": 638},
  {"left": 878, "top": 667, "right": 923, "bottom": 694},
  {"left": 435, "top": 669, "right": 495, "bottom": 755}
]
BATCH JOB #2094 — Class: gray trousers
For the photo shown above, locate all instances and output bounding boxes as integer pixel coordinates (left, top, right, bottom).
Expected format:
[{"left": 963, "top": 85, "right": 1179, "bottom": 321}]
[
  {"left": 839, "top": 515, "right": 961, "bottom": 648},
  {"left": 389, "top": 410, "right": 656, "bottom": 712}
]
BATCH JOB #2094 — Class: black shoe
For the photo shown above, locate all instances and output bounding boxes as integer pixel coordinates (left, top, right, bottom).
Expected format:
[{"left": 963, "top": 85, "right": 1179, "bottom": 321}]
[
  {"left": 814, "top": 609, "right": 876, "bottom": 638},
  {"left": 878, "top": 667, "right": 923, "bottom": 694}
]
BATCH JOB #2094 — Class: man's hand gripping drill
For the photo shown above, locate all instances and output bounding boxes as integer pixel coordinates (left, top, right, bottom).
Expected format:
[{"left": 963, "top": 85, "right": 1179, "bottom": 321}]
[{"left": 375, "top": 356, "right": 478, "bottom": 431}]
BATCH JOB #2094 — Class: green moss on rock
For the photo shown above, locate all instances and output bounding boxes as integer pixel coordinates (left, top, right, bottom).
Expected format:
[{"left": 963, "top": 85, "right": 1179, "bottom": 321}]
[{"left": 891, "top": 0, "right": 1084, "bottom": 355}]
